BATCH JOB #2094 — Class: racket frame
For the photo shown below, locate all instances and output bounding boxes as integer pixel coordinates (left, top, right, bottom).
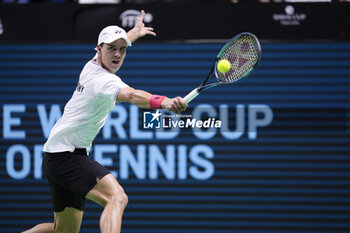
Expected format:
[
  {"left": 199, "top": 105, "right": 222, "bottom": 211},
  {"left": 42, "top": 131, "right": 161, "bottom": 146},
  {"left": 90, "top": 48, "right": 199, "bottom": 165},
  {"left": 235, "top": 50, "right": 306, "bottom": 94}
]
[{"left": 184, "top": 32, "right": 261, "bottom": 103}]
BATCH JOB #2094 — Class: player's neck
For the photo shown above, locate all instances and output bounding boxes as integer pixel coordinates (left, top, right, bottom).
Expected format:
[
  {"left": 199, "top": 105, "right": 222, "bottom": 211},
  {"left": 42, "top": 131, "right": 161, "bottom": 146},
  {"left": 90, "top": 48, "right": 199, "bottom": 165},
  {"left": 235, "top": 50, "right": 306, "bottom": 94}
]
[{"left": 95, "top": 56, "right": 115, "bottom": 74}]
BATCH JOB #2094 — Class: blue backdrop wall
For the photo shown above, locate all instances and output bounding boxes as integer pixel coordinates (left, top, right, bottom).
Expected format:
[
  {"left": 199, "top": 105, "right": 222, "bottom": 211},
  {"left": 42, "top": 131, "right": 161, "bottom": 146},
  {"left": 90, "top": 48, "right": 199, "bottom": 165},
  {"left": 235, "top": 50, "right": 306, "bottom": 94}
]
[{"left": 0, "top": 42, "right": 350, "bottom": 233}]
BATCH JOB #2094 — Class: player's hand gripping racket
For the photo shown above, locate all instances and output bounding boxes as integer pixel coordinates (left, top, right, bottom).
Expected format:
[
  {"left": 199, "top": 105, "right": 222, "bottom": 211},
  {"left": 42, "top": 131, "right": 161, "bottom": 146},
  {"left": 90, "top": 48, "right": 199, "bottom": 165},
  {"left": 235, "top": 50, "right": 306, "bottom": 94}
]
[{"left": 183, "top": 32, "right": 262, "bottom": 103}]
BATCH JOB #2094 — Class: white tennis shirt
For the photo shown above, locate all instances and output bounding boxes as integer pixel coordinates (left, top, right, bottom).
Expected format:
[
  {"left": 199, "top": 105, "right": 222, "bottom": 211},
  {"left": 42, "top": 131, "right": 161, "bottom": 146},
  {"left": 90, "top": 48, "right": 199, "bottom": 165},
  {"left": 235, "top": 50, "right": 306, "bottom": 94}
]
[{"left": 43, "top": 60, "right": 129, "bottom": 153}]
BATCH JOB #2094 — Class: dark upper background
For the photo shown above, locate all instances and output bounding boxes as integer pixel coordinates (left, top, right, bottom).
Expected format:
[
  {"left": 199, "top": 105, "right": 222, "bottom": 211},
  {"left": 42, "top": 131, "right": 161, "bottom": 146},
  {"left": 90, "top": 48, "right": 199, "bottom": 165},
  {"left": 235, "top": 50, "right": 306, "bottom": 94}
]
[{"left": 0, "top": 1, "right": 349, "bottom": 43}]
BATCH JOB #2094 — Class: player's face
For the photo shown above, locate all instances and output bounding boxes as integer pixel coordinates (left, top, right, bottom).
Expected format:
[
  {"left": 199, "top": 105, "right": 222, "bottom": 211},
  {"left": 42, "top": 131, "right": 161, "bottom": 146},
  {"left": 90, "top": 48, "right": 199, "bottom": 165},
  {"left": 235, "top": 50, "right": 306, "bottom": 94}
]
[{"left": 99, "top": 39, "right": 127, "bottom": 73}]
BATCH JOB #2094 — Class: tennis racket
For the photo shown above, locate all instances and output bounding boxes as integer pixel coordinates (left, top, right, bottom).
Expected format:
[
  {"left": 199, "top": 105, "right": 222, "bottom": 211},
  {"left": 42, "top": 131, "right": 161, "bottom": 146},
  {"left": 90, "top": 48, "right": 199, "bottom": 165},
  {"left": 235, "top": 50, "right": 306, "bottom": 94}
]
[{"left": 183, "top": 32, "right": 262, "bottom": 103}]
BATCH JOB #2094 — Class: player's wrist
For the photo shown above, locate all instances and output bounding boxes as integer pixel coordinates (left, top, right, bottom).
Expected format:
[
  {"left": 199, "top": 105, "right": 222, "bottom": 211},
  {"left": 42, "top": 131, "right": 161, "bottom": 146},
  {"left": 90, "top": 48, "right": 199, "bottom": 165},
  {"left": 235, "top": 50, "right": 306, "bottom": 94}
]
[
  {"left": 149, "top": 95, "right": 166, "bottom": 109},
  {"left": 127, "top": 28, "right": 139, "bottom": 43},
  {"left": 160, "top": 97, "right": 167, "bottom": 109}
]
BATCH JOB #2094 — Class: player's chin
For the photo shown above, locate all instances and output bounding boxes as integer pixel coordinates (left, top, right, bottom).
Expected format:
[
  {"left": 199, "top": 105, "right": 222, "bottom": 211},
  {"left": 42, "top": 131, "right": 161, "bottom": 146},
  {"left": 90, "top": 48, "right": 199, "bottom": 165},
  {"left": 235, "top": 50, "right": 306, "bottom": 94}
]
[{"left": 110, "top": 63, "right": 121, "bottom": 73}]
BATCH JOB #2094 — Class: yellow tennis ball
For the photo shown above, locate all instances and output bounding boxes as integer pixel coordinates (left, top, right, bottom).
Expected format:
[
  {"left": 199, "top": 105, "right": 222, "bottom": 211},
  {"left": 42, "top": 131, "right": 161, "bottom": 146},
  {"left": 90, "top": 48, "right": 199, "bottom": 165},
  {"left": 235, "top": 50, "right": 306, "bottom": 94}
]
[{"left": 217, "top": 59, "right": 231, "bottom": 73}]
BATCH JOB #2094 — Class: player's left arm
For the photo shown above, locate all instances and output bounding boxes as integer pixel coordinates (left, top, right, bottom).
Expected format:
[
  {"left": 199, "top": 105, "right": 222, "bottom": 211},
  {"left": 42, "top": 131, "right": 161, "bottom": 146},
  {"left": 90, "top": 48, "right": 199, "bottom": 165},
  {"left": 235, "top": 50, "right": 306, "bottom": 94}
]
[
  {"left": 127, "top": 10, "right": 156, "bottom": 43},
  {"left": 117, "top": 87, "right": 187, "bottom": 114}
]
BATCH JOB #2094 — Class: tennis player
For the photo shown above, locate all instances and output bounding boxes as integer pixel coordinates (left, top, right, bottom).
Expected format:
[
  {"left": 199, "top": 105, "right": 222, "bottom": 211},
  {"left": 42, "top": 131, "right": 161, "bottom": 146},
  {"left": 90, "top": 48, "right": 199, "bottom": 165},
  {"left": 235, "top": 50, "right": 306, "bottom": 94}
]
[{"left": 23, "top": 10, "right": 187, "bottom": 233}]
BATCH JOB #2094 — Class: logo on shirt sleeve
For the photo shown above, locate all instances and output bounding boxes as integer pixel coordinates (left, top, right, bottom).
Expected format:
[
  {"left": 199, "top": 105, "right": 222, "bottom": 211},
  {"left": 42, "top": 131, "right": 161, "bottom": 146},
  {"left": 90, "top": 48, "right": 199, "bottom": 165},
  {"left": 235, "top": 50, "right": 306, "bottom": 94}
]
[{"left": 76, "top": 82, "right": 85, "bottom": 93}]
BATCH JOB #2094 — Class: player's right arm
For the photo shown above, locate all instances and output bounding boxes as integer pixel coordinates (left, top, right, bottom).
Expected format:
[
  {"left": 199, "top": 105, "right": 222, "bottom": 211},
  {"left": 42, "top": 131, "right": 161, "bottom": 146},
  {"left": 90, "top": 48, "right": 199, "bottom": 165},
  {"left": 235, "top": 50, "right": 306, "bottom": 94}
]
[{"left": 117, "top": 87, "right": 187, "bottom": 114}]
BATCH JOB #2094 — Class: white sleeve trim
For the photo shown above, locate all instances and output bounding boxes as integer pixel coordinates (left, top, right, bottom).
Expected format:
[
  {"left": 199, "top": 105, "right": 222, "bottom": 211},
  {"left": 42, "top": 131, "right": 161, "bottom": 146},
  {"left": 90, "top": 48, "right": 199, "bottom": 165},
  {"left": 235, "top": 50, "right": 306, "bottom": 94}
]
[{"left": 114, "top": 86, "right": 122, "bottom": 103}]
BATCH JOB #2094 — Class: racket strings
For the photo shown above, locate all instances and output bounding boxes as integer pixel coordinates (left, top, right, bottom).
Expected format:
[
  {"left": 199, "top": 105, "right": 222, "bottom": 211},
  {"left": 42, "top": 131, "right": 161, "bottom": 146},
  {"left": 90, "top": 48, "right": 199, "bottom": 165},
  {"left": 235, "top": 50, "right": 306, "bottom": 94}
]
[{"left": 216, "top": 34, "right": 260, "bottom": 83}]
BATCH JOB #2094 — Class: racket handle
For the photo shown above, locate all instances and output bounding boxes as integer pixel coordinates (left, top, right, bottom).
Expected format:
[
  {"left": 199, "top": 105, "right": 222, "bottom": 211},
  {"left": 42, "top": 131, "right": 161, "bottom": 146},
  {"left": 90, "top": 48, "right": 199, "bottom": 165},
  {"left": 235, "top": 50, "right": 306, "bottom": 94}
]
[{"left": 184, "top": 88, "right": 200, "bottom": 104}]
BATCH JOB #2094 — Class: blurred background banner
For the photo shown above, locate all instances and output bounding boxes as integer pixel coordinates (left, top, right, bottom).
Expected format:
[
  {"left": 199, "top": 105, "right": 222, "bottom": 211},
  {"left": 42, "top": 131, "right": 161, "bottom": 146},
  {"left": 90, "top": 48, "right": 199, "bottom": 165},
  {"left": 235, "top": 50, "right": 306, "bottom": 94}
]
[
  {"left": 0, "top": 1, "right": 350, "bottom": 233},
  {"left": 0, "top": 3, "right": 349, "bottom": 42}
]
